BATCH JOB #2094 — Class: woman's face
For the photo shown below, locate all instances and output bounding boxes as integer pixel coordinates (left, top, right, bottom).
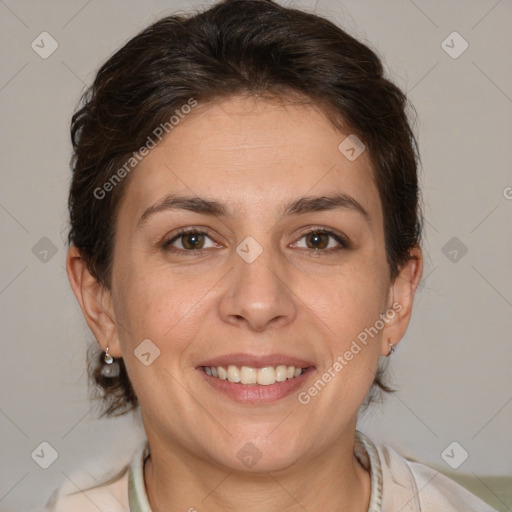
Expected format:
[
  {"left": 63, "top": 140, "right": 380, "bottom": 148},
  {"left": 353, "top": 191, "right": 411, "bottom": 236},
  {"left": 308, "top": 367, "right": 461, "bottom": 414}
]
[{"left": 81, "top": 96, "right": 420, "bottom": 471}]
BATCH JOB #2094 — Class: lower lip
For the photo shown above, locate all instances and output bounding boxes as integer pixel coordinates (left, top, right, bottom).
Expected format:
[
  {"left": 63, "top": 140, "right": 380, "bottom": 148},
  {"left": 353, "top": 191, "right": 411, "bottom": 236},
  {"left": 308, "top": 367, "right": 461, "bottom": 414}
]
[{"left": 198, "top": 367, "right": 315, "bottom": 404}]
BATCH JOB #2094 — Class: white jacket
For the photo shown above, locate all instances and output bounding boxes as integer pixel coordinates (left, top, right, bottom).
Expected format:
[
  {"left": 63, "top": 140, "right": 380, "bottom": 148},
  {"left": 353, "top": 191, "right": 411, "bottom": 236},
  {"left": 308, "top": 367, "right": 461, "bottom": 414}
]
[{"left": 44, "top": 432, "right": 498, "bottom": 511}]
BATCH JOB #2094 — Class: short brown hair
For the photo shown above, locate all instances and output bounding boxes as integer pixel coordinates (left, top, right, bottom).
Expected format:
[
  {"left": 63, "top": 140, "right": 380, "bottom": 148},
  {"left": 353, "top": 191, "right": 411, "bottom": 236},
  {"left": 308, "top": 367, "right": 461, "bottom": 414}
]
[{"left": 69, "top": 0, "right": 422, "bottom": 417}]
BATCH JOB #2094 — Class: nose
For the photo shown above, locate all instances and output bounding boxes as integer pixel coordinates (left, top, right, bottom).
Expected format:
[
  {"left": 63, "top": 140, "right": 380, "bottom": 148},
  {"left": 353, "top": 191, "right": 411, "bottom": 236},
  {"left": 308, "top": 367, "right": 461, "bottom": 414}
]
[{"left": 217, "top": 245, "right": 298, "bottom": 332}]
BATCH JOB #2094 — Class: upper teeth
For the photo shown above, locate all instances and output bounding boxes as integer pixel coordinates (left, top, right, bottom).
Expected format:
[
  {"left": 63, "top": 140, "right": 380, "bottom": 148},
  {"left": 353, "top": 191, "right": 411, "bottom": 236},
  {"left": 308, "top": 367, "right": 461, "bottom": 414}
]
[{"left": 203, "top": 365, "right": 305, "bottom": 385}]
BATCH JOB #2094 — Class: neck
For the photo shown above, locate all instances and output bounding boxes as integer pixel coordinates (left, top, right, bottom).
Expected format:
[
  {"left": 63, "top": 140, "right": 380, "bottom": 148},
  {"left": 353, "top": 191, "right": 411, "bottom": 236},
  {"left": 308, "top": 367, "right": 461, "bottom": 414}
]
[{"left": 143, "top": 429, "right": 371, "bottom": 512}]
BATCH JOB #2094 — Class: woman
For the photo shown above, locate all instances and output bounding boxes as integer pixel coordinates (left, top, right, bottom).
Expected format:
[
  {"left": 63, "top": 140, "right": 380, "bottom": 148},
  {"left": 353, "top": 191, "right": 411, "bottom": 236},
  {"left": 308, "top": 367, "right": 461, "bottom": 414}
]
[{"left": 46, "top": 0, "right": 497, "bottom": 510}]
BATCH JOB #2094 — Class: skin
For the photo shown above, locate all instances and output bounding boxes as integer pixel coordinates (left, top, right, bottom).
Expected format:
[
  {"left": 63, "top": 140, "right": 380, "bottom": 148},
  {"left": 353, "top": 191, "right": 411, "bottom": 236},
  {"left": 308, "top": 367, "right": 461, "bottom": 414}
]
[{"left": 67, "top": 95, "right": 422, "bottom": 512}]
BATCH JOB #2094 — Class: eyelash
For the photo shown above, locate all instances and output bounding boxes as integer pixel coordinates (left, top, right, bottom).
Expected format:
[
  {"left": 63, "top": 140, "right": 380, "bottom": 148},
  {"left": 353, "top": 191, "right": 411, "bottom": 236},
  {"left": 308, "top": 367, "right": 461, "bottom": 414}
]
[
  {"left": 161, "top": 226, "right": 350, "bottom": 256},
  {"left": 291, "top": 227, "right": 350, "bottom": 252}
]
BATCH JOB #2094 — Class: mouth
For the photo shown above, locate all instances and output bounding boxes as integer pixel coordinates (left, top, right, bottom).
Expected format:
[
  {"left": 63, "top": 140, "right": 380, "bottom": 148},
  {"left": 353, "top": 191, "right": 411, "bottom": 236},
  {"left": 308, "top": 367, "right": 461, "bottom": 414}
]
[
  {"left": 196, "top": 354, "right": 315, "bottom": 403},
  {"left": 201, "top": 364, "right": 306, "bottom": 385}
]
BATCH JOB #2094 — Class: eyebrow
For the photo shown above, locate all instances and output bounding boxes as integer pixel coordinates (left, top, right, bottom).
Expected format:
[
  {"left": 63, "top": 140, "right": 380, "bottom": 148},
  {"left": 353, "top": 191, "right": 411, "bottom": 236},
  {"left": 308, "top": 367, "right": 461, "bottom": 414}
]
[
  {"left": 137, "top": 195, "right": 229, "bottom": 228},
  {"left": 284, "top": 194, "right": 371, "bottom": 224},
  {"left": 137, "top": 192, "right": 371, "bottom": 228}
]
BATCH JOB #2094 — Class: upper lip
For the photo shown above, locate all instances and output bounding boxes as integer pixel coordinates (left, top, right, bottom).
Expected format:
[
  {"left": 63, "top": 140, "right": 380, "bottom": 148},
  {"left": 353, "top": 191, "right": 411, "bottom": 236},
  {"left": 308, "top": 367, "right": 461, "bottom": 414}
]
[{"left": 197, "top": 353, "right": 315, "bottom": 369}]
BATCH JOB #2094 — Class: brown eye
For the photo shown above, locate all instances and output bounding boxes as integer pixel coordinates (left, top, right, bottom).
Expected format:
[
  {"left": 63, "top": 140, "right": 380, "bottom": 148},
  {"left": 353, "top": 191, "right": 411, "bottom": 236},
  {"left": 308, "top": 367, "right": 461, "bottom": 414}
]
[
  {"left": 292, "top": 229, "right": 350, "bottom": 252},
  {"left": 163, "top": 230, "right": 218, "bottom": 252},
  {"left": 305, "top": 232, "right": 329, "bottom": 249},
  {"left": 180, "top": 232, "right": 205, "bottom": 250}
]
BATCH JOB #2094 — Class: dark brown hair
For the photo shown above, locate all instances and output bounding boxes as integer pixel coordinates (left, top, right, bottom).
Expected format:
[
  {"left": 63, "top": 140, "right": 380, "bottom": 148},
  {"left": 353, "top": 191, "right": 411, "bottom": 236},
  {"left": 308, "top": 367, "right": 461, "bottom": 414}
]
[{"left": 69, "top": 0, "right": 422, "bottom": 417}]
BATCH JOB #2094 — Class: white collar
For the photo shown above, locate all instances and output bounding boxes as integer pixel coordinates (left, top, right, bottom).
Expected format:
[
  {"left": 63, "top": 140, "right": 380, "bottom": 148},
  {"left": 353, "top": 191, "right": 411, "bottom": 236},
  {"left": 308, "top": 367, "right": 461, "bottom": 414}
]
[{"left": 128, "top": 430, "right": 383, "bottom": 512}]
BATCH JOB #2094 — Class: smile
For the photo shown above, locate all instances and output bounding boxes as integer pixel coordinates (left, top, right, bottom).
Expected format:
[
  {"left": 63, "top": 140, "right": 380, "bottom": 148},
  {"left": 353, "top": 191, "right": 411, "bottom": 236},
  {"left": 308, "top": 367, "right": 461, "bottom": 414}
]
[{"left": 201, "top": 365, "right": 306, "bottom": 385}]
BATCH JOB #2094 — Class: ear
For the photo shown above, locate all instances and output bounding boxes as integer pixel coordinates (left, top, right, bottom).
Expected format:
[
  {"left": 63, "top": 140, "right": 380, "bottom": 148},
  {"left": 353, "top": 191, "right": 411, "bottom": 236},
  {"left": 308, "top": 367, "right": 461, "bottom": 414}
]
[
  {"left": 381, "top": 245, "right": 423, "bottom": 355},
  {"left": 66, "top": 245, "right": 122, "bottom": 358}
]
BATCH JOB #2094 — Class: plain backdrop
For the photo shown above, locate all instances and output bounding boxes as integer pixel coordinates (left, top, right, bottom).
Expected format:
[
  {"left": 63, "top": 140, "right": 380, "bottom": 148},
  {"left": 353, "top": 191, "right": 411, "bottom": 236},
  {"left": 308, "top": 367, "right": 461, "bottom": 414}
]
[{"left": 0, "top": 0, "right": 511, "bottom": 510}]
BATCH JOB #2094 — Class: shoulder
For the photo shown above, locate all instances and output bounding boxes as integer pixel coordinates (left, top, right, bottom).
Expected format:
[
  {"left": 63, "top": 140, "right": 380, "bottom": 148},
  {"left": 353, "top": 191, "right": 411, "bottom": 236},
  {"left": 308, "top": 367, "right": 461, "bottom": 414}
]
[
  {"left": 43, "top": 454, "right": 133, "bottom": 512},
  {"left": 375, "top": 441, "right": 498, "bottom": 512}
]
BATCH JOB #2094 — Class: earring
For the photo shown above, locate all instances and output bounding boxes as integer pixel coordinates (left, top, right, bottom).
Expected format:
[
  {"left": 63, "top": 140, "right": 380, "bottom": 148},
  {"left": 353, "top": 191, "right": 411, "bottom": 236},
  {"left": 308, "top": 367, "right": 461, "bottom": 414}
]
[
  {"left": 104, "top": 347, "right": 114, "bottom": 364},
  {"left": 101, "top": 347, "right": 120, "bottom": 378},
  {"left": 388, "top": 341, "right": 395, "bottom": 356}
]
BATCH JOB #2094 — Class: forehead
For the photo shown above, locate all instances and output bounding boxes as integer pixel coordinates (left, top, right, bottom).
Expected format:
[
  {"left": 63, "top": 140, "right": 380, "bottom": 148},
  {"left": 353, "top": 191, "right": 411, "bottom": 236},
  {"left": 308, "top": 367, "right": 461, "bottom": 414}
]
[{"left": 118, "top": 96, "right": 382, "bottom": 226}]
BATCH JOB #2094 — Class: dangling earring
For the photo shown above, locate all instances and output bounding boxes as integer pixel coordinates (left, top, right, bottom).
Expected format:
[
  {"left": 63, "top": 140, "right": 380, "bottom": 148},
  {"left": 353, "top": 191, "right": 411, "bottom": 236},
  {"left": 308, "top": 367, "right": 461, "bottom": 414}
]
[
  {"left": 104, "top": 347, "right": 114, "bottom": 364},
  {"left": 101, "top": 347, "right": 120, "bottom": 378},
  {"left": 388, "top": 341, "right": 395, "bottom": 356}
]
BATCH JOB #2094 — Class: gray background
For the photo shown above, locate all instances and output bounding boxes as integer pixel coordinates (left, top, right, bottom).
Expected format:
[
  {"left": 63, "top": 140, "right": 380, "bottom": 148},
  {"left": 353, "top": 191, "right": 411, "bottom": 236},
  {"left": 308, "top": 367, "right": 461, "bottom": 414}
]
[{"left": 1, "top": 0, "right": 511, "bottom": 510}]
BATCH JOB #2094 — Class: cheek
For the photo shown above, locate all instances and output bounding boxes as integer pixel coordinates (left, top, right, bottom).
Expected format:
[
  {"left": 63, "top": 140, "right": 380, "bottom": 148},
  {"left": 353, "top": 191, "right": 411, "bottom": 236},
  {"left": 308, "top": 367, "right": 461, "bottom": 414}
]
[
  {"left": 299, "top": 255, "right": 389, "bottom": 343},
  {"left": 111, "top": 271, "right": 202, "bottom": 409},
  {"left": 301, "top": 270, "right": 387, "bottom": 411},
  {"left": 112, "top": 259, "right": 220, "bottom": 354}
]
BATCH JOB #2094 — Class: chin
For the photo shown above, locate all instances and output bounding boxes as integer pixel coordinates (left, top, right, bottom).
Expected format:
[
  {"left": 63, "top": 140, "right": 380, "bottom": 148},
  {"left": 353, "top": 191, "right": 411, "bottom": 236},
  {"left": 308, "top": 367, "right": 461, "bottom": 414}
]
[{"left": 204, "top": 434, "right": 305, "bottom": 474}]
